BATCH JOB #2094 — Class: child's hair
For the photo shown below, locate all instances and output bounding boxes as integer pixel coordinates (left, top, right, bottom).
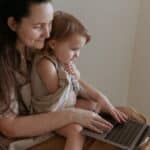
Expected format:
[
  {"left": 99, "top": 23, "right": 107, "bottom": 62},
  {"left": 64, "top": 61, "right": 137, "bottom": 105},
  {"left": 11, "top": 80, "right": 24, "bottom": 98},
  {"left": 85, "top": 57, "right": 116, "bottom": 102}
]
[{"left": 49, "top": 10, "right": 91, "bottom": 43}]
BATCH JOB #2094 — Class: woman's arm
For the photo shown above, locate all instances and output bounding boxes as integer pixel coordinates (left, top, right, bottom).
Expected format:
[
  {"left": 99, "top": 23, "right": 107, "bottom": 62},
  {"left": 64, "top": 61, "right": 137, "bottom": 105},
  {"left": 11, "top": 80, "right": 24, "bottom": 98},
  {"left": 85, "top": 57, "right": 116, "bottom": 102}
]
[
  {"left": 0, "top": 107, "right": 113, "bottom": 138},
  {"left": 0, "top": 109, "right": 74, "bottom": 138}
]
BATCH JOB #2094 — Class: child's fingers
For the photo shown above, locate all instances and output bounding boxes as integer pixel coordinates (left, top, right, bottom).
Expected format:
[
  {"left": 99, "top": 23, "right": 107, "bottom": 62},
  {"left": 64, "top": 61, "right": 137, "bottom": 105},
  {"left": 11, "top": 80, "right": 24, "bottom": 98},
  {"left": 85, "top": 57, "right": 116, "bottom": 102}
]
[
  {"left": 112, "top": 109, "right": 128, "bottom": 123},
  {"left": 64, "top": 64, "right": 75, "bottom": 74}
]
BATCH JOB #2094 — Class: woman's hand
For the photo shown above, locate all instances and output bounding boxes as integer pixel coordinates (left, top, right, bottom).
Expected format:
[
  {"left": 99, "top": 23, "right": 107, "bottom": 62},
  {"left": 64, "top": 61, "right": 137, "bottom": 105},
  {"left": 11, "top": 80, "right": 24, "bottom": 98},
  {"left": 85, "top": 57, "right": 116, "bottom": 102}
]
[
  {"left": 97, "top": 96, "right": 128, "bottom": 123},
  {"left": 64, "top": 62, "right": 80, "bottom": 80},
  {"left": 69, "top": 108, "right": 113, "bottom": 133}
]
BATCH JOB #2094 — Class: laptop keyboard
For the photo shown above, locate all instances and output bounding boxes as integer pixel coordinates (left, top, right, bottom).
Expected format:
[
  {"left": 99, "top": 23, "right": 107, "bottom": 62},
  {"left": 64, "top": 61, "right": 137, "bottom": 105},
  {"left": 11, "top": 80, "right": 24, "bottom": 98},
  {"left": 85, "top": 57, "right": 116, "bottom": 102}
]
[
  {"left": 82, "top": 113, "right": 148, "bottom": 150},
  {"left": 105, "top": 120, "right": 144, "bottom": 147}
]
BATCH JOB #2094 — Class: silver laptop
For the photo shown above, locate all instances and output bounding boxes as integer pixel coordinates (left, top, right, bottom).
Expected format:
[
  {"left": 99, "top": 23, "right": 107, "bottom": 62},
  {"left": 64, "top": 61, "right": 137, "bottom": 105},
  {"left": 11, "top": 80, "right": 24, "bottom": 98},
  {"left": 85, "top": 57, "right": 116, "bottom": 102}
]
[{"left": 82, "top": 113, "right": 150, "bottom": 150}]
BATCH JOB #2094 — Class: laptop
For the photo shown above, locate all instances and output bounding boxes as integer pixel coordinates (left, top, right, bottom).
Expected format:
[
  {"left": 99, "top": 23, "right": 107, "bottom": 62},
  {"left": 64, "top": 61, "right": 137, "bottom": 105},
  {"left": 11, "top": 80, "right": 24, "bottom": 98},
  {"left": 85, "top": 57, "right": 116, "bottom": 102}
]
[{"left": 82, "top": 112, "right": 150, "bottom": 150}]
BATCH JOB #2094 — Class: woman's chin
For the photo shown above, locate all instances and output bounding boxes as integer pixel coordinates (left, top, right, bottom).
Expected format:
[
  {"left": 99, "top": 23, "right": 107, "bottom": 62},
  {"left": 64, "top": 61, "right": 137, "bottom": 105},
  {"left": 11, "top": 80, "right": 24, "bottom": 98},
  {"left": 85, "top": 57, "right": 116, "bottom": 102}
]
[{"left": 33, "top": 43, "right": 45, "bottom": 50}]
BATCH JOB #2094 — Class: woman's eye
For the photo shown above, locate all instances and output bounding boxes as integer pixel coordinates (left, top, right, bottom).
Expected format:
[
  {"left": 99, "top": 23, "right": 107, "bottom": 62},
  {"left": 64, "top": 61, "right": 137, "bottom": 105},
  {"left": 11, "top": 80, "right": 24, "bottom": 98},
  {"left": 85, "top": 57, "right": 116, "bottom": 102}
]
[{"left": 33, "top": 25, "right": 42, "bottom": 30}]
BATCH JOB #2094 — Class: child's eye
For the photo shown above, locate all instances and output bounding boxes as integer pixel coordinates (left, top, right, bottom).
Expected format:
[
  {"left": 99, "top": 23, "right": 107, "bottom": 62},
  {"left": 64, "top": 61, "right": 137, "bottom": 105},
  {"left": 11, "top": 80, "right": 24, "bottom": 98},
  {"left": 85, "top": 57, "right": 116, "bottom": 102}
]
[{"left": 71, "top": 48, "right": 79, "bottom": 51}]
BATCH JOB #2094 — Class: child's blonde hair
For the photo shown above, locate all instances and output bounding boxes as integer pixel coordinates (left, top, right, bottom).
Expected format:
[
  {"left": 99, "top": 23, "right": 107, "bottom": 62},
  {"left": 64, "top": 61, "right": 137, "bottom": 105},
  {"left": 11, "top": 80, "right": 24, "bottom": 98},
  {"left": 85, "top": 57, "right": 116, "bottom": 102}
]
[{"left": 48, "top": 10, "right": 91, "bottom": 43}]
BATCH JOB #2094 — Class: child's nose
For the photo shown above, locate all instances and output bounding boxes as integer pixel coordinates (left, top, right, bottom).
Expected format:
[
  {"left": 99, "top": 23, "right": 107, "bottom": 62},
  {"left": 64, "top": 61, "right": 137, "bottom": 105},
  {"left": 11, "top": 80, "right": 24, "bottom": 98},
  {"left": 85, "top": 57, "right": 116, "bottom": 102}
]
[{"left": 75, "top": 51, "right": 80, "bottom": 58}]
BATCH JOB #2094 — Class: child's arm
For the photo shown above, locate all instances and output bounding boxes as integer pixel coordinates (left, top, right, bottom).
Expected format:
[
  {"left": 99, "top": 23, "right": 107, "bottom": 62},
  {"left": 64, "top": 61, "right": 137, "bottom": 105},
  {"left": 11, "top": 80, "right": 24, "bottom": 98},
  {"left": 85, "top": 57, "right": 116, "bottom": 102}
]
[
  {"left": 63, "top": 62, "right": 127, "bottom": 123},
  {"left": 78, "top": 80, "right": 128, "bottom": 123},
  {"left": 36, "top": 58, "right": 59, "bottom": 93}
]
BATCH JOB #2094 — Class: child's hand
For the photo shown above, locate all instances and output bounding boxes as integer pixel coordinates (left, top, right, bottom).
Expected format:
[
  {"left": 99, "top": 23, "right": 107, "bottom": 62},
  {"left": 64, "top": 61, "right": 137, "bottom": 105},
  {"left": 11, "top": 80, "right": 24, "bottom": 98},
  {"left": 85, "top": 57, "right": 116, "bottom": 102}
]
[
  {"left": 64, "top": 62, "right": 80, "bottom": 80},
  {"left": 97, "top": 96, "right": 128, "bottom": 123}
]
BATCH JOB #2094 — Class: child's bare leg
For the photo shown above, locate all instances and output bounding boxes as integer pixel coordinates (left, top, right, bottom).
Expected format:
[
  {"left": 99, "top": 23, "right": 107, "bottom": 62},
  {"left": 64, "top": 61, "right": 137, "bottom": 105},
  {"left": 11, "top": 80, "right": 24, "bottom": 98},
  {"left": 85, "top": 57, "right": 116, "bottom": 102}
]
[
  {"left": 56, "top": 99, "right": 98, "bottom": 150},
  {"left": 56, "top": 124, "right": 85, "bottom": 150}
]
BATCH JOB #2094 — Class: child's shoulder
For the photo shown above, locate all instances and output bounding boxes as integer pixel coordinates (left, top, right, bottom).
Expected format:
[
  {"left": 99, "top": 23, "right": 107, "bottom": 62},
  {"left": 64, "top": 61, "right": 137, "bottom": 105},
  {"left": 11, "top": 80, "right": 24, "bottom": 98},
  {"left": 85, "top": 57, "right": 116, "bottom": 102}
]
[
  {"left": 33, "top": 50, "right": 49, "bottom": 60},
  {"left": 33, "top": 51, "right": 55, "bottom": 65},
  {"left": 32, "top": 51, "right": 58, "bottom": 73}
]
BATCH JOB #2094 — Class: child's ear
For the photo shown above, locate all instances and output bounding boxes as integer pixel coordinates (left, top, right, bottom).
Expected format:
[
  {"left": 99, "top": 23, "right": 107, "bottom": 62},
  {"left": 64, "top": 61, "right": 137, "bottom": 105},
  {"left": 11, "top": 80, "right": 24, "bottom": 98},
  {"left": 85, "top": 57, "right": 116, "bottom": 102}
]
[
  {"left": 7, "top": 17, "right": 18, "bottom": 32},
  {"left": 48, "top": 40, "right": 57, "bottom": 49}
]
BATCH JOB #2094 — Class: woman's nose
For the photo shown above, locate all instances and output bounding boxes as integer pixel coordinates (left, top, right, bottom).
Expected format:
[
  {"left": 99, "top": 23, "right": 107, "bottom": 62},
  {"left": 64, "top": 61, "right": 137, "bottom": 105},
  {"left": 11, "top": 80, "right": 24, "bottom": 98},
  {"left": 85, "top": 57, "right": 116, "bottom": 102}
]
[{"left": 43, "top": 25, "right": 50, "bottom": 38}]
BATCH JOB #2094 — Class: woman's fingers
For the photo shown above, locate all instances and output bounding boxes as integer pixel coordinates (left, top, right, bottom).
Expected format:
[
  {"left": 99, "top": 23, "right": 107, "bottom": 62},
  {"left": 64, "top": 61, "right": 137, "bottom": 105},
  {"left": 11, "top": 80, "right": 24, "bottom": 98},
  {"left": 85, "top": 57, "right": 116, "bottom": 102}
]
[
  {"left": 92, "top": 119, "right": 113, "bottom": 131},
  {"left": 87, "top": 123, "right": 104, "bottom": 134},
  {"left": 95, "top": 115, "right": 113, "bottom": 129},
  {"left": 73, "top": 108, "right": 113, "bottom": 133},
  {"left": 87, "top": 113, "right": 113, "bottom": 133}
]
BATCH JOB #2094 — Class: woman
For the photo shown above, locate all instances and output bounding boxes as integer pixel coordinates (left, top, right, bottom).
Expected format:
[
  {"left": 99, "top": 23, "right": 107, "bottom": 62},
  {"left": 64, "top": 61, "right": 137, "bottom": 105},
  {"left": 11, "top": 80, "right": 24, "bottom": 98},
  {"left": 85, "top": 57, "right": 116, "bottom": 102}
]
[{"left": 0, "top": 0, "right": 147, "bottom": 149}]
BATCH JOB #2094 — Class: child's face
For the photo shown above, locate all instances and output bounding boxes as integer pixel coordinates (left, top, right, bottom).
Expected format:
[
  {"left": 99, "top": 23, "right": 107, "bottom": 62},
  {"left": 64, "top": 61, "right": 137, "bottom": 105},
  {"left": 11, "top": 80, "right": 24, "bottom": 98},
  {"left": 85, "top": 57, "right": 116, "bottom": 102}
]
[{"left": 49, "top": 34, "right": 86, "bottom": 64}]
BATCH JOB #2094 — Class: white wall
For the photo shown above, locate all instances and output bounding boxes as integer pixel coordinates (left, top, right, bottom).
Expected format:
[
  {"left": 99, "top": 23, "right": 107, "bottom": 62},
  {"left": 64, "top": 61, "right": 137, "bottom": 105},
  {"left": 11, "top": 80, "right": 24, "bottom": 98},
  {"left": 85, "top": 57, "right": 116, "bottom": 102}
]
[
  {"left": 53, "top": 0, "right": 140, "bottom": 106},
  {"left": 128, "top": 0, "right": 150, "bottom": 117}
]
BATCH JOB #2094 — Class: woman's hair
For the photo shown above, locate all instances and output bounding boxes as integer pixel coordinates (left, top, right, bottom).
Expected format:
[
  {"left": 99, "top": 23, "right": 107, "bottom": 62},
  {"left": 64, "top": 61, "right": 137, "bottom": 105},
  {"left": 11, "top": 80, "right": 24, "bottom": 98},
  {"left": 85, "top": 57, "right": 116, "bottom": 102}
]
[
  {"left": 0, "top": 0, "right": 52, "bottom": 113},
  {"left": 48, "top": 10, "right": 91, "bottom": 43}
]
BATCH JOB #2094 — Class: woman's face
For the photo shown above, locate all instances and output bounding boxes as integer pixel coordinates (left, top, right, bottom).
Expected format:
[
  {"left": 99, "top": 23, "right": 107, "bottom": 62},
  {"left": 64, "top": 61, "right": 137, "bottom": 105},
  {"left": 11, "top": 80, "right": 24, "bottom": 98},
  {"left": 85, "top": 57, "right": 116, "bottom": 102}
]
[{"left": 15, "top": 2, "right": 54, "bottom": 50}]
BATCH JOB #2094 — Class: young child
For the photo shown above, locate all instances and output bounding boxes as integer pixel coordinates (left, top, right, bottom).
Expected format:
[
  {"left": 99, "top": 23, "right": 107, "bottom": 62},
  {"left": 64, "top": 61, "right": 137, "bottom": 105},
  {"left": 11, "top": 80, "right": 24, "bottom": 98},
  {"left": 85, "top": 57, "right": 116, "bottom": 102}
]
[{"left": 31, "top": 11, "right": 127, "bottom": 150}]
